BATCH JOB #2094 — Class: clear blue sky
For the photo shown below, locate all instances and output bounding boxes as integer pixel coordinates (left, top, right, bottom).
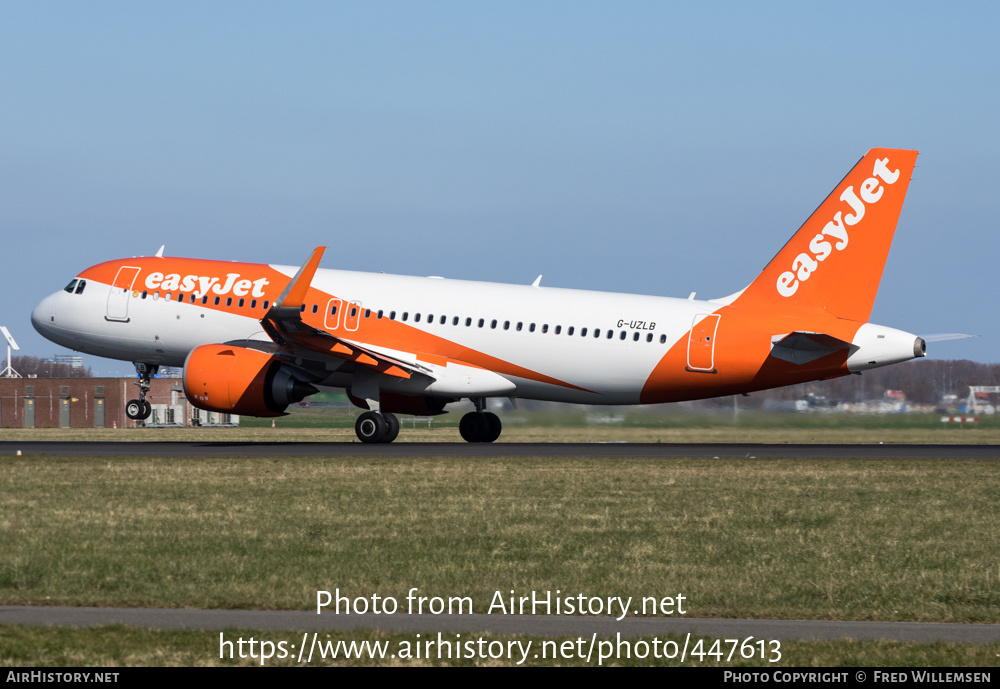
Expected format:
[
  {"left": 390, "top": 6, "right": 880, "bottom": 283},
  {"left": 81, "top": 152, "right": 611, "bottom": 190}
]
[{"left": 2, "top": 2, "right": 997, "bottom": 374}]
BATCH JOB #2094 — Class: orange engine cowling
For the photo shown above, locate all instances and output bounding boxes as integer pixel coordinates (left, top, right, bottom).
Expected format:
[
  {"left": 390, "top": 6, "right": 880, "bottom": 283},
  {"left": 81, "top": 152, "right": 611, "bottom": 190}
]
[{"left": 183, "top": 344, "right": 317, "bottom": 417}]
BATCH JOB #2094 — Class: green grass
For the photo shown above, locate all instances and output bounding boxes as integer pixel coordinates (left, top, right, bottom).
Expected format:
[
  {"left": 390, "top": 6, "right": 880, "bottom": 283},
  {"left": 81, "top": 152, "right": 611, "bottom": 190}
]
[
  {"left": 1, "top": 455, "right": 998, "bottom": 623},
  {"left": 2, "top": 625, "right": 998, "bottom": 667}
]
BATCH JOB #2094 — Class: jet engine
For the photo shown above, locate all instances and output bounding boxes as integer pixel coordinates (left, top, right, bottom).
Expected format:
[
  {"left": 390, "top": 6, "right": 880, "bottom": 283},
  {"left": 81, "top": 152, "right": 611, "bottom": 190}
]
[{"left": 183, "top": 344, "right": 317, "bottom": 417}]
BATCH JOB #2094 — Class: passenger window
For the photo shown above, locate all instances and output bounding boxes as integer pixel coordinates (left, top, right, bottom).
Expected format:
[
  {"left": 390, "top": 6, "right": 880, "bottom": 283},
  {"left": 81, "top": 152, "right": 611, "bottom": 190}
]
[
  {"left": 239, "top": 298, "right": 245, "bottom": 308},
  {"left": 453, "top": 316, "right": 459, "bottom": 325},
  {"left": 555, "top": 325, "right": 562, "bottom": 335},
  {"left": 607, "top": 331, "right": 613, "bottom": 339},
  {"left": 427, "top": 314, "right": 433, "bottom": 322},
  {"left": 350, "top": 307, "right": 358, "bottom": 317},
  {"left": 594, "top": 329, "right": 600, "bottom": 338},
  {"left": 581, "top": 328, "right": 588, "bottom": 337},
  {"left": 415, "top": 313, "right": 421, "bottom": 323},
  {"left": 478, "top": 318, "right": 484, "bottom": 328},
  {"left": 402, "top": 312, "right": 408, "bottom": 321},
  {"left": 517, "top": 322, "right": 523, "bottom": 331},
  {"left": 542, "top": 324, "right": 549, "bottom": 334},
  {"left": 364, "top": 308, "right": 371, "bottom": 318},
  {"left": 63, "top": 279, "right": 78, "bottom": 294},
  {"left": 190, "top": 294, "right": 196, "bottom": 303},
  {"left": 141, "top": 290, "right": 148, "bottom": 299},
  {"left": 529, "top": 323, "right": 536, "bottom": 332},
  {"left": 491, "top": 320, "right": 497, "bottom": 329},
  {"left": 503, "top": 321, "right": 510, "bottom": 330},
  {"left": 390, "top": 311, "right": 396, "bottom": 320},
  {"left": 660, "top": 334, "right": 667, "bottom": 344},
  {"left": 75, "top": 280, "right": 86, "bottom": 294},
  {"left": 312, "top": 304, "right": 319, "bottom": 314},
  {"left": 166, "top": 293, "right": 172, "bottom": 302},
  {"left": 633, "top": 332, "right": 640, "bottom": 341},
  {"left": 440, "top": 315, "right": 446, "bottom": 325},
  {"left": 202, "top": 296, "right": 208, "bottom": 304},
  {"left": 567, "top": 326, "right": 574, "bottom": 336},
  {"left": 263, "top": 300, "right": 269, "bottom": 310},
  {"left": 466, "top": 317, "right": 472, "bottom": 326},
  {"left": 214, "top": 296, "right": 220, "bottom": 305},
  {"left": 251, "top": 299, "right": 257, "bottom": 308},
  {"left": 620, "top": 331, "right": 626, "bottom": 340},
  {"left": 226, "top": 297, "right": 232, "bottom": 306},
  {"left": 300, "top": 304, "right": 306, "bottom": 313},
  {"left": 646, "top": 333, "right": 653, "bottom": 342},
  {"left": 378, "top": 310, "right": 384, "bottom": 319}
]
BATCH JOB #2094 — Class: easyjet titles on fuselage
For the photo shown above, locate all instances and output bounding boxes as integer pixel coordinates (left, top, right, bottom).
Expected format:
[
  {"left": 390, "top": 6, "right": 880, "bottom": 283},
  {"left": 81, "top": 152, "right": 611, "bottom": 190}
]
[
  {"left": 143, "top": 272, "right": 270, "bottom": 299},
  {"left": 775, "top": 156, "right": 901, "bottom": 298}
]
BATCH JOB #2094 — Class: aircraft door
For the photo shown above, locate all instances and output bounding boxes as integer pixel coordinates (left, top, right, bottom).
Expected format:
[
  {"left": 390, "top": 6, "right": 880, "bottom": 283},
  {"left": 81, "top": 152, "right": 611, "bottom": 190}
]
[
  {"left": 344, "top": 302, "right": 362, "bottom": 332},
  {"left": 686, "top": 313, "right": 720, "bottom": 373},
  {"left": 325, "top": 298, "right": 343, "bottom": 331},
  {"left": 106, "top": 266, "right": 141, "bottom": 322}
]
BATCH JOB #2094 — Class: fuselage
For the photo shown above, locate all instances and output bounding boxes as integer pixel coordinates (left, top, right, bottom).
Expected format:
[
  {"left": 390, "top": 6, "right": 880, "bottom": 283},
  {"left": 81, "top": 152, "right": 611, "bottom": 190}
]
[{"left": 31, "top": 254, "right": 922, "bottom": 407}]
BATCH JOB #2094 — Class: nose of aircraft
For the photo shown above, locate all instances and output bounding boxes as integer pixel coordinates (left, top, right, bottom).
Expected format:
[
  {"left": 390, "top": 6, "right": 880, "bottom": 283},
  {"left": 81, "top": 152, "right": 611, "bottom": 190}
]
[{"left": 31, "top": 292, "right": 60, "bottom": 340}]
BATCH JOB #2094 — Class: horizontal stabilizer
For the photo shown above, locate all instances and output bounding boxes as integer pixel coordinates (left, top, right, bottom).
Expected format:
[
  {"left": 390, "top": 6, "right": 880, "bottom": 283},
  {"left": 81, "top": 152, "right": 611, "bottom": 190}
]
[
  {"left": 769, "top": 331, "right": 856, "bottom": 365},
  {"left": 920, "top": 333, "right": 975, "bottom": 342}
]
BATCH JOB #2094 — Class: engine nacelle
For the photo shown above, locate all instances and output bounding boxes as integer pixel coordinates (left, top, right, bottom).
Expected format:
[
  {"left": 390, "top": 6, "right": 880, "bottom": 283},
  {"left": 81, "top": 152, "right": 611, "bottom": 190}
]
[{"left": 183, "top": 344, "right": 317, "bottom": 417}]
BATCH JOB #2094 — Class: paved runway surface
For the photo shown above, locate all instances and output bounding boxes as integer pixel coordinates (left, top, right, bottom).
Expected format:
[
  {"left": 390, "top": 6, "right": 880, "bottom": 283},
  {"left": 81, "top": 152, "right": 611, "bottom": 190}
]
[
  {"left": 3, "top": 606, "right": 999, "bottom": 643},
  {"left": 1, "top": 441, "right": 999, "bottom": 459}
]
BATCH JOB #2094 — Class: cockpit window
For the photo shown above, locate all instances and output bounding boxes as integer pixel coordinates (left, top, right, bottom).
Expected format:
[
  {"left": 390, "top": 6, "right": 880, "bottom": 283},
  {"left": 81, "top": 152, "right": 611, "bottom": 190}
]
[
  {"left": 63, "top": 279, "right": 79, "bottom": 294},
  {"left": 75, "top": 280, "right": 86, "bottom": 294}
]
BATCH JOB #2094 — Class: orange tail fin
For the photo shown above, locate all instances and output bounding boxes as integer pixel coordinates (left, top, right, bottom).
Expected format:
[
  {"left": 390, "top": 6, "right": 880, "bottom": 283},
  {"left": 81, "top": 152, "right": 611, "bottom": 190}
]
[{"left": 733, "top": 148, "right": 918, "bottom": 322}]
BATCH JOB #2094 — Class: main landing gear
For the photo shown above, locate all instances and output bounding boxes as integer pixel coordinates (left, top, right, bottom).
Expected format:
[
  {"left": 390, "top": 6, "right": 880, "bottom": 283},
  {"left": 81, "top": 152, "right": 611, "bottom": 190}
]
[
  {"left": 459, "top": 398, "right": 502, "bottom": 443},
  {"left": 355, "top": 411, "right": 400, "bottom": 444},
  {"left": 351, "top": 398, "right": 503, "bottom": 443},
  {"left": 125, "top": 362, "right": 157, "bottom": 422}
]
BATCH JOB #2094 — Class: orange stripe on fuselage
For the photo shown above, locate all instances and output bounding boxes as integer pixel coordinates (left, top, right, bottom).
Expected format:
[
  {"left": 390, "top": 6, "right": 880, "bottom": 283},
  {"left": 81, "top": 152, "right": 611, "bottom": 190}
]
[
  {"left": 639, "top": 304, "right": 861, "bottom": 404},
  {"left": 79, "top": 256, "right": 588, "bottom": 392}
]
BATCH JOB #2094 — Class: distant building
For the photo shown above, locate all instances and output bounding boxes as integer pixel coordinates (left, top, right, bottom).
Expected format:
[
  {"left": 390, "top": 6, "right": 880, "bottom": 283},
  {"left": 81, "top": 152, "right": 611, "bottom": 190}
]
[
  {"left": 0, "top": 378, "right": 238, "bottom": 428},
  {"left": 43, "top": 354, "right": 84, "bottom": 368}
]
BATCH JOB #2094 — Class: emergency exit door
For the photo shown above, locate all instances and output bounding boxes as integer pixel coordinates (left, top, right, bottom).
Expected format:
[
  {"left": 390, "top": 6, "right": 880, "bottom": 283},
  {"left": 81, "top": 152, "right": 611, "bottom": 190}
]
[{"left": 686, "top": 313, "right": 721, "bottom": 373}]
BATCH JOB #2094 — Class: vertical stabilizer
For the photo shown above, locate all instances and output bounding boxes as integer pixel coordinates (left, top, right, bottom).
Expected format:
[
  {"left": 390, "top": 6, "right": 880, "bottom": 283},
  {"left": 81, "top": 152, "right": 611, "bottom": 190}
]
[{"left": 733, "top": 148, "right": 918, "bottom": 322}]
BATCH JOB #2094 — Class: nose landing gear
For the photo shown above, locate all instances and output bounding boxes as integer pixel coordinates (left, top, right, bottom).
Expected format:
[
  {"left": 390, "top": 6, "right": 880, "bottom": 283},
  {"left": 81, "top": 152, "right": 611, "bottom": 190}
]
[{"left": 125, "top": 362, "right": 157, "bottom": 422}]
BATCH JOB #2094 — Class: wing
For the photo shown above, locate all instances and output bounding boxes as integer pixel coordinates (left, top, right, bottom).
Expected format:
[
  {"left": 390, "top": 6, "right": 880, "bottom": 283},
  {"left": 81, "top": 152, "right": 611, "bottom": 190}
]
[{"left": 258, "top": 246, "right": 431, "bottom": 380}]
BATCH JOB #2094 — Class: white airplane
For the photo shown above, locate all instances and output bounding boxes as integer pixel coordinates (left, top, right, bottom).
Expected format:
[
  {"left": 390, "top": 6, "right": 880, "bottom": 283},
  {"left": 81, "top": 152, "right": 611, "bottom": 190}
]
[{"left": 32, "top": 148, "right": 925, "bottom": 443}]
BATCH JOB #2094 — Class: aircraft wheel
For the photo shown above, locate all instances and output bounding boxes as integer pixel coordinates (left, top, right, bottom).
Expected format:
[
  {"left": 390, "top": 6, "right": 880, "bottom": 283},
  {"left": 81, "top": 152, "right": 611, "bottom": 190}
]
[
  {"left": 356, "top": 411, "right": 388, "bottom": 444},
  {"left": 382, "top": 412, "right": 400, "bottom": 443},
  {"left": 460, "top": 411, "right": 499, "bottom": 443},
  {"left": 483, "top": 412, "right": 502, "bottom": 442},
  {"left": 139, "top": 400, "right": 152, "bottom": 420},
  {"left": 126, "top": 399, "right": 143, "bottom": 420}
]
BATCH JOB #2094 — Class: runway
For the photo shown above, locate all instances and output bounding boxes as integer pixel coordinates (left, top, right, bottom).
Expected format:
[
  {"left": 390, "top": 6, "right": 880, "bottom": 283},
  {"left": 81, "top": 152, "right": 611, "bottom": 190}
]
[
  {"left": 3, "top": 606, "right": 999, "bottom": 644},
  {"left": 1, "top": 441, "right": 999, "bottom": 459}
]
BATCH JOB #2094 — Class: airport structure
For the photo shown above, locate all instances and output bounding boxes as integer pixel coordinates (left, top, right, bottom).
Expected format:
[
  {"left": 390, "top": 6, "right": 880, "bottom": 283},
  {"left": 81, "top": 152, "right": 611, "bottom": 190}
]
[{"left": 0, "top": 377, "right": 238, "bottom": 428}]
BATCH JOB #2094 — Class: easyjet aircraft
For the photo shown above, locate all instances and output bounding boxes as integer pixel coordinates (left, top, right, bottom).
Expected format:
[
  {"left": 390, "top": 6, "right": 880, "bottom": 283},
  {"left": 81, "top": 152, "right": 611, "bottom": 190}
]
[{"left": 32, "top": 148, "right": 925, "bottom": 443}]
